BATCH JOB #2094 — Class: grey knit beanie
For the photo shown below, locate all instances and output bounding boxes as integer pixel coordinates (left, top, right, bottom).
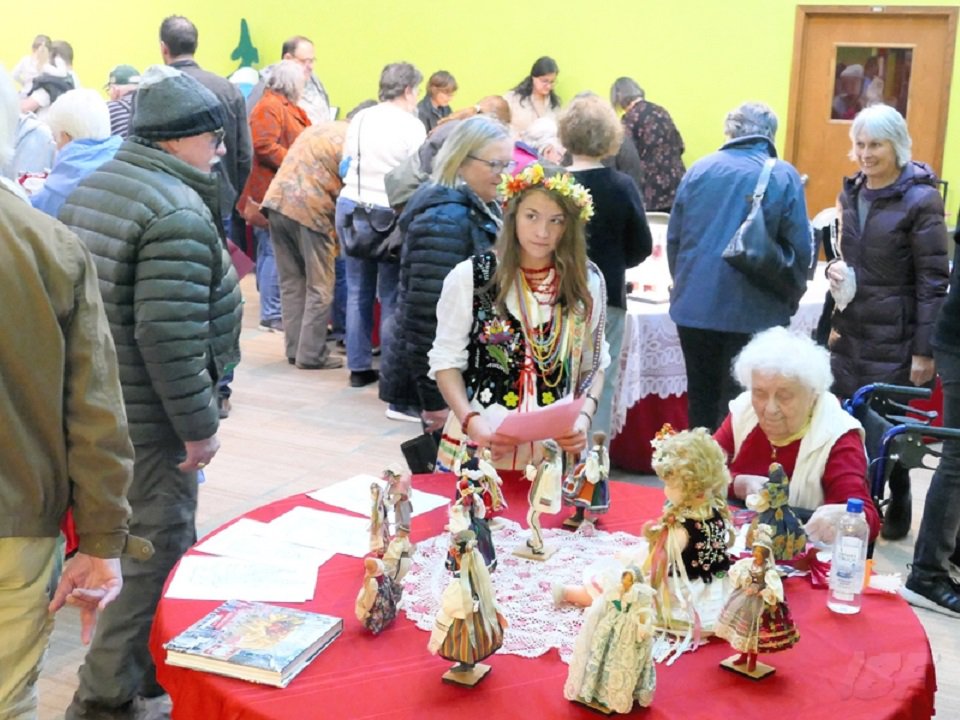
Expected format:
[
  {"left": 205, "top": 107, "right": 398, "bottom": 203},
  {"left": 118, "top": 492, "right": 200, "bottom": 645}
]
[{"left": 132, "top": 65, "right": 224, "bottom": 140}]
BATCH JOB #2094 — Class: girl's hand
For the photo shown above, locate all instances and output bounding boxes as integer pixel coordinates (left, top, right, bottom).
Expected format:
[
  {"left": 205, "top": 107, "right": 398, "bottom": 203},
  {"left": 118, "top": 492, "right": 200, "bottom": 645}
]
[
  {"left": 467, "top": 415, "right": 519, "bottom": 460},
  {"left": 555, "top": 414, "right": 590, "bottom": 455}
]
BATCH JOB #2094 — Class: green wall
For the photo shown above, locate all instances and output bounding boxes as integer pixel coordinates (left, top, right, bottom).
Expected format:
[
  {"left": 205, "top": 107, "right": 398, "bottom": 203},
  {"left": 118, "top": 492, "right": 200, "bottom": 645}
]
[{"left": 3, "top": 1, "right": 958, "bottom": 219}]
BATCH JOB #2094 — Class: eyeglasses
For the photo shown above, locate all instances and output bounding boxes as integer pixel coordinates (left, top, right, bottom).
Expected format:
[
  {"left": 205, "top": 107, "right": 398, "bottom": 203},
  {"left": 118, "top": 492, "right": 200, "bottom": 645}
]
[
  {"left": 467, "top": 156, "right": 516, "bottom": 173},
  {"left": 211, "top": 128, "right": 225, "bottom": 147}
]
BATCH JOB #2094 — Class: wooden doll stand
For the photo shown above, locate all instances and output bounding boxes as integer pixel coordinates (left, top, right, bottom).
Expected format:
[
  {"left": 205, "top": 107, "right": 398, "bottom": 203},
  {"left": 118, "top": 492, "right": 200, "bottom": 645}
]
[
  {"left": 720, "top": 654, "right": 776, "bottom": 680},
  {"left": 442, "top": 662, "right": 491, "bottom": 687},
  {"left": 512, "top": 544, "right": 557, "bottom": 561}
]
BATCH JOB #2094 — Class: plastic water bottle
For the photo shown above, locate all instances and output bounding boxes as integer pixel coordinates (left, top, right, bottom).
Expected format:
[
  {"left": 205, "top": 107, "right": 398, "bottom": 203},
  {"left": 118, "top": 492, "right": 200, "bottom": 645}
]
[{"left": 827, "top": 498, "right": 869, "bottom": 614}]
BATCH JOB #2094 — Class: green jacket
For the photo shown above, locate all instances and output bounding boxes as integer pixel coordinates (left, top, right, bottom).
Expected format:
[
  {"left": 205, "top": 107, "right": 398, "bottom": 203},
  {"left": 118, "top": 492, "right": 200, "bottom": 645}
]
[
  {"left": 0, "top": 183, "right": 133, "bottom": 557},
  {"left": 60, "top": 139, "right": 242, "bottom": 446}
]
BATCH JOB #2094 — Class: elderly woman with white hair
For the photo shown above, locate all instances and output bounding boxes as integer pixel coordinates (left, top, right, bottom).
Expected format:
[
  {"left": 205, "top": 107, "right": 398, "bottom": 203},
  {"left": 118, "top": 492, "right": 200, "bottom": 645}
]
[
  {"left": 667, "top": 101, "right": 811, "bottom": 432},
  {"left": 28, "top": 88, "right": 121, "bottom": 218},
  {"left": 379, "top": 115, "right": 510, "bottom": 433},
  {"left": 715, "top": 327, "right": 880, "bottom": 542},
  {"left": 238, "top": 59, "right": 310, "bottom": 332},
  {"left": 826, "top": 104, "right": 948, "bottom": 540}
]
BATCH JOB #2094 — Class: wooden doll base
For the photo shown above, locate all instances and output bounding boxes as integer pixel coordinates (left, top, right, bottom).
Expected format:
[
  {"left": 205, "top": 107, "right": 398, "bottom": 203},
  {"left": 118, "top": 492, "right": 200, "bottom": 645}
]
[
  {"left": 512, "top": 544, "right": 557, "bottom": 561},
  {"left": 573, "top": 698, "right": 615, "bottom": 715},
  {"left": 720, "top": 654, "right": 776, "bottom": 680},
  {"left": 442, "top": 662, "right": 491, "bottom": 686},
  {"left": 562, "top": 516, "right": 584, "bottom": 530}
]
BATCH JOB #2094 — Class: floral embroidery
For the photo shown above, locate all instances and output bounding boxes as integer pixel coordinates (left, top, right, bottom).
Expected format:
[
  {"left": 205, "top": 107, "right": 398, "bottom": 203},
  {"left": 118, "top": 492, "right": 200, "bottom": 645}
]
[
  {"left": 479, "top": 388, "right": 492, "bottom": 404},
  {"left": 479, "top": 318, "right": 513, "bottom": 345},
  {"left": 503, "top": 391, "right": 519, "bottom": 408},
  {"left": 541, "top": 391, "right": 556, "bottom": 405}
]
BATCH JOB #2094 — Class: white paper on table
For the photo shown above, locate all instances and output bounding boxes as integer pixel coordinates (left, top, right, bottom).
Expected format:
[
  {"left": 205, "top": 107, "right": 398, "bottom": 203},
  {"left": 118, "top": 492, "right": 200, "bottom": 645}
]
[
  {"left": 263, "top": 506, "right": 373, "bottom": 557},
  {"left": 194, "top": 518, "right": 334, "bottom": 570},
  {"left": 489, "top": 394, "right": 586, "bottom": 444},
  {"left": 306, "top": 475, "right": 450, "bottom": 517},
  {"left": 164, "top": 555, "right": 317, "bottom": 602}
]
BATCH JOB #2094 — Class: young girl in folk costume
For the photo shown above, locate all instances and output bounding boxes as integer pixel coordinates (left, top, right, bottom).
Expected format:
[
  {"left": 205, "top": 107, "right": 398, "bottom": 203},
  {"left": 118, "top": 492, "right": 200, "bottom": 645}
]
[
  {"left": 368, "top": 483, "right": 390, "bottom": 556},
  {"left": 428, "top": 531, "right": 507, "bottom": 677},
  {"left": 715, "top": 524, "right": 800, "bottom": 674},
  {"left": 643, "top": 426, "right": 735, "bottom": 655},
  {"left": 564, "top": 566, "right": 657, "bottom": 713},
  {"left": 429, "top": 163, "right": 610, "bottom": 471}
]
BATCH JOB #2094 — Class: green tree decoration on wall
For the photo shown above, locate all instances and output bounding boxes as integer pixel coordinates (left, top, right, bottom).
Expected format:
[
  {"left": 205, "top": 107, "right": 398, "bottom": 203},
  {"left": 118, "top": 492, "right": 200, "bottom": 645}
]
[{"left": 231, "top": 19, "right": 259, "bottom": 69}]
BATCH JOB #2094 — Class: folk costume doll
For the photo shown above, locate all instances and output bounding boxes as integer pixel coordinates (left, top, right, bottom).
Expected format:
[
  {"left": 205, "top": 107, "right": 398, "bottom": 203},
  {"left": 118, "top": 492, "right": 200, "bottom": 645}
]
[
  {"left": 523, "top": 439, "right": 563, "bottom": 555},
  {"left": 384, "top": 465, "right": 414, "bottom": 536},
  {"left": 368, "top": 482, "right": 390, "bottom": 556},
  {"left": 355, "top": 556, "right": 403, "bottom": 634},
  {"left": 429, "top": 163, "right": 610, "bottom": 471},
  {"left": 643, "top": 426, "right": 735, "bottom": 656},
  {"left": 428, "top": 530, "right": 507, "bottom": 684},
  {"left": 563, "top": 431, "right": 611, "bottom": 527},
  {"left": 564, "top": 567, "right": 657, "bottom": 713},
  {"left": 715, "top": 524, "right": 800, "bottom": 677},
  {"left": 745, "top": 463, "right": 807, "bottom": 562},
  {"left": 446, "top": 459, "right": 497, "bottom": 571},
  {"left": 477, "top": 448, "right": 508, "bottom": 519}
]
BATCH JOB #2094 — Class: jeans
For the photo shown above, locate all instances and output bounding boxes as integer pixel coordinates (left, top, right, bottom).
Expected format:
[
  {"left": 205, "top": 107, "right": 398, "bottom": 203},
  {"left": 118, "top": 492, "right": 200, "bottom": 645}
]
[
  {"left": 336, "top": 197, "right": 400, "bottom": 372},
  {"left": 269, "top": 212, "right": 336, "bottom": 365},
  {"left": 254, "top": 226, "right": 282, "bottom": 324},
  {"left": 331, "top": 256, "right": 346, "bottom": 340},
  {"left": 676, "top": 326, "right": 751, "bottom": 432},
  {"left": 911, "top": 348, "right": 960, "bottom": 581}
]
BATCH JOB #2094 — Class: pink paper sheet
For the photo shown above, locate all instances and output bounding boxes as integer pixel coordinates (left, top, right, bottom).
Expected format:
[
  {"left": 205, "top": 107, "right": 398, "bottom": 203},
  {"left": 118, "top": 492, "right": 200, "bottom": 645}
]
[{"left": 491, "top": 395, "right": 586, "bottom": 443}]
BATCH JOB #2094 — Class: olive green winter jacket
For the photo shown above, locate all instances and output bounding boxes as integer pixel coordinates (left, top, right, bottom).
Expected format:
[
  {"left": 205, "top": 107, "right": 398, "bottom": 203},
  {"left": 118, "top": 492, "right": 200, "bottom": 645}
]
[{"left": 59, "top": 139, "right": 242, "bottom": 446}]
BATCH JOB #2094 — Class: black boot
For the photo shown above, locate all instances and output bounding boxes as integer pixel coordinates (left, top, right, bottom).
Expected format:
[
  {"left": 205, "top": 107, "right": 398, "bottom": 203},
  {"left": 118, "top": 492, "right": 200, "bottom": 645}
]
[{"left": 880, "top": 463, "right": 912, "bottom": 541}]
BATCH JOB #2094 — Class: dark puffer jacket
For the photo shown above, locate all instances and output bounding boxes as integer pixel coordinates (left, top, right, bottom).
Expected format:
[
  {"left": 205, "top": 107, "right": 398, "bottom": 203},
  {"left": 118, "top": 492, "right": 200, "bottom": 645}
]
[
  {"left": 830, "top": 161, "right": 948, "bottom": 397},
  {"left": 379, "top": 183, "right": 500, "bottom": 410},
  {"left": 59, "top": 139, "right": 243, "bottom": 445}
]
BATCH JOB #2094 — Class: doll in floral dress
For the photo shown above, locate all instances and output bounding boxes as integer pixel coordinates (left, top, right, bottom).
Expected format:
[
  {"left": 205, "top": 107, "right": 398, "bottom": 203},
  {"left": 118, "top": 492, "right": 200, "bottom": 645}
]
[
  {"left": 745, "top": 463, "right": 807, "bottom": 562},
  {"left": 715, "top": 524, "right": 800, "bottom": 676}
]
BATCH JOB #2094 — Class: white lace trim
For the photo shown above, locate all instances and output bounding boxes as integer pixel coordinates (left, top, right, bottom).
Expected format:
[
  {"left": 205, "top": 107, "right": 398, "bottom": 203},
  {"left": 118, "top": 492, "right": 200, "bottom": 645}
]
[{"left": 401, "top": 519, "right": 647, "bottom": 662}]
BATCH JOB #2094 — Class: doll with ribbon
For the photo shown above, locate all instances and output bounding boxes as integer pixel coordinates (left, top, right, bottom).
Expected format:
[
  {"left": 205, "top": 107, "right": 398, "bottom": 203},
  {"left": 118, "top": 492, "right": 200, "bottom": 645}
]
[
  {"left": 715, "top": 524, "right": 800, "bottom": 677},
  {"left": 643, "top": 425, "right": 735, "bottom": 660}
]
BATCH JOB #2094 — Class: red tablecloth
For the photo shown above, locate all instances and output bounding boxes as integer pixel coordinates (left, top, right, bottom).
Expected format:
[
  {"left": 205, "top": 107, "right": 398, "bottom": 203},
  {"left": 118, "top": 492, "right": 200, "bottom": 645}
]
[{"left": 150, "top": 474, "right": 936, "bottom": 720}]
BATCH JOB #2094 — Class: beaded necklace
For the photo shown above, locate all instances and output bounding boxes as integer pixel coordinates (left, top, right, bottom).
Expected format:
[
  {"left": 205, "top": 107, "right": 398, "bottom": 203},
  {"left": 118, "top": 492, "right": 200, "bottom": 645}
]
[{"left": 514, "top": 266, "right": 571, "bottom": 387}]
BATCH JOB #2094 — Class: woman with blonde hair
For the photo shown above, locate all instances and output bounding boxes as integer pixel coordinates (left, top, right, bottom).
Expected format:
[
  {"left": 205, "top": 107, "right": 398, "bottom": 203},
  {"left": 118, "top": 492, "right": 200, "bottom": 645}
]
[
  {"left": 380, "top": 115, "right": 511, "bottom": 429},
  {"left": 429, "top": 162, "right": 609, "bottom": 470}
]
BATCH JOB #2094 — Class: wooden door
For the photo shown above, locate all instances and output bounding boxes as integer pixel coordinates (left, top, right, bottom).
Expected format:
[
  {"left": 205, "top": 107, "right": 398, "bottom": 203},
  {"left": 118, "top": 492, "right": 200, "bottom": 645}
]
[{"left": 785, "top": 6, "right": 957, "bottom": 216}]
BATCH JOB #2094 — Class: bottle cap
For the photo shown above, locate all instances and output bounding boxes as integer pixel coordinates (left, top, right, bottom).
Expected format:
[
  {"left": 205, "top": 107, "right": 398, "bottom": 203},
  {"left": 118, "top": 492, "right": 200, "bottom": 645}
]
[{"left": 846, "top": 498, "right": 864, "bottom": 513}]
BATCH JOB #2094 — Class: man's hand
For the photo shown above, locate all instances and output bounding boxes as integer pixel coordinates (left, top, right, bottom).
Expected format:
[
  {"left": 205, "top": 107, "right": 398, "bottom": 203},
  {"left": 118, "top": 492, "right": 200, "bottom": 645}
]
[
  {"left": 49, "top": 553, "right": 123, "bottom": 644},
  {"left": 421, "top": 408, "right": 449, "bottom": 434},
  {"left": 179, "top": 434, "right": 220, "bottom": 472},
  {"left": 910, "top": 355, "right": 935, "bottom": 387}
]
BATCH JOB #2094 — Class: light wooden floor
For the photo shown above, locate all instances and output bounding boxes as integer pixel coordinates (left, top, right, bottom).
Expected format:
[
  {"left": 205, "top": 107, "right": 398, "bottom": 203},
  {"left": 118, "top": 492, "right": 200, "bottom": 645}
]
[{"left": 36, "top": 276, "right": 959, "bottom": 719}]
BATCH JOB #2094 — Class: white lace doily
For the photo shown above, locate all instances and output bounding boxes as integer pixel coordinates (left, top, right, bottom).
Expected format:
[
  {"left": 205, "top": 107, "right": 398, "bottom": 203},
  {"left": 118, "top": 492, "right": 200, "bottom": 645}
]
[
  {"left": 611, "top": 271, "right": 830, "bottom": 435},
  {"left": 401, "top": 519, "right": 646, "bottom": 663}
]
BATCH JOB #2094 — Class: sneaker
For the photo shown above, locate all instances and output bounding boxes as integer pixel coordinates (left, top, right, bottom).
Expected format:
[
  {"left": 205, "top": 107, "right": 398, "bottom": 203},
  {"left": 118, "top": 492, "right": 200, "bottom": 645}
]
[
  {"left": 258, "top": 318, "right": 283, "bottom": 332},
  {"left": 385, "top": 406, "right": 421, "bottom": 423},
  {"left": 371, "top": 345, "right": 381, "bottom": 357},
  {"left": 296, "top": 356, "right": 344, "bottom": 370},
  {"left": 901, "top": 574, "right": 960, "bottom": 617},
  {"left": 349, "top": 369, "right": 379, "bottom": 388}
]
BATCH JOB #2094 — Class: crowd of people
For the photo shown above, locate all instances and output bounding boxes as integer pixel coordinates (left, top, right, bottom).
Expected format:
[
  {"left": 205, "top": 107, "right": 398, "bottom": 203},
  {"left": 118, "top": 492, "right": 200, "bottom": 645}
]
[{"left": 2, "top": 15, "right": 960, "bottom": 720}]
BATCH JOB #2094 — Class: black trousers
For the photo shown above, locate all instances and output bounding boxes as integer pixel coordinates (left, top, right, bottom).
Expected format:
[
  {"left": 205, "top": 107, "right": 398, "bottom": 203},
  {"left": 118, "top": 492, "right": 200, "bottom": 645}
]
[{"left": 677, "top": 326, "right": 752, "bottom": 432}]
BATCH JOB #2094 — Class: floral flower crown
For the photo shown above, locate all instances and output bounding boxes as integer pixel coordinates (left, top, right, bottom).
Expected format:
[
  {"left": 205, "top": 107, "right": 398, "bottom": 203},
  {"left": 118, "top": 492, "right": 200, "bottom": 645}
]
[{"left": 498, "top": 162, "right": 595, "bottom": 222}]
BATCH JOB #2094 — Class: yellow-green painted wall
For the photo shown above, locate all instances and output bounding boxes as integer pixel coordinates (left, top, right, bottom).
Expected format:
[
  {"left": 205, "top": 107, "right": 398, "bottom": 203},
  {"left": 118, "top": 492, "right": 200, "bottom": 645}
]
[{"left": 3, "top": 1, "right": 959, "bottom": 218}]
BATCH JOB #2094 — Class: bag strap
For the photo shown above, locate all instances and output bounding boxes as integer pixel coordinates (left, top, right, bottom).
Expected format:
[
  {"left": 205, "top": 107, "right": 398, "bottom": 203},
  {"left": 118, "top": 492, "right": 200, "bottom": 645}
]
[{"left": 752, "top": 157, "right": 777, "bottom": 201}]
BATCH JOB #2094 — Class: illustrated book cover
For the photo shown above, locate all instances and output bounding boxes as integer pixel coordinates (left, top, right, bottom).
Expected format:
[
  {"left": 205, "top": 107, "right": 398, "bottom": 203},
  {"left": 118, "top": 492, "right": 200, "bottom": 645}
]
[{"left": 164, "top": 599, "right": 342, "bottom": 687}]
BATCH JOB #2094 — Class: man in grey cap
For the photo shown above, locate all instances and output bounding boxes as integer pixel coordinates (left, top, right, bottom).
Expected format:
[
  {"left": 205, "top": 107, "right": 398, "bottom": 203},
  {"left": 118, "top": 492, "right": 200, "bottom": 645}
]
[
  {"left": 105, "top": 64, "right": 140, "bottom": 138},
  {"left": 60, "top": 64, "right": 242, "bottom": 720}
]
